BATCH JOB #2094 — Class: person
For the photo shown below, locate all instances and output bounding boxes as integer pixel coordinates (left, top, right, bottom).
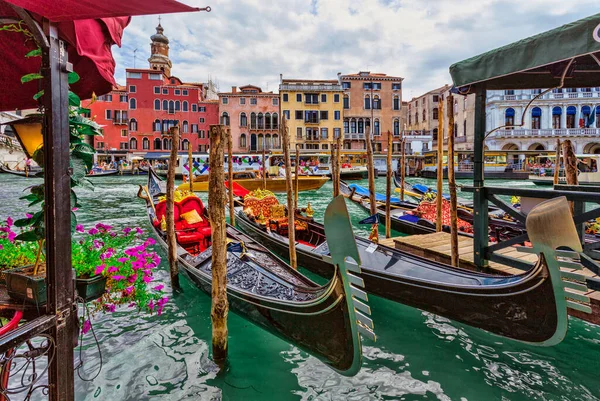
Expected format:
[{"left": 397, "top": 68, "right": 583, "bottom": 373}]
[{"left": 24, "top": 157, "right": 31, "bottom": 176}]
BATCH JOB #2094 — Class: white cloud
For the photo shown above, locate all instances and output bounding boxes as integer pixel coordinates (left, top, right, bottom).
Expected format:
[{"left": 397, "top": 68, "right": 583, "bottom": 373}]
[{"left": 112, "top": 0, "right": 599, "bottom": 99}]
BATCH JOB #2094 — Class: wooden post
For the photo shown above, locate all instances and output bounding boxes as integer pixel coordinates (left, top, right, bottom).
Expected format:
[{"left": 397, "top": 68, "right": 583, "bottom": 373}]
[
  {"left": 262, "top": 147, "right": 267, "bottom": 190},
  {"left": 208, "top": 125, "right": 229, "bottom": 363},
  {"left": 563, "top": 139, "right": 578, "bottom": 186},
  {"left": 188, "top": 138, "right": 193, "bottom": 192},
  {"left": 436, "top": 97, "right": 444, "bottom": 232},
  {"left": 400, "top": 135, "right": 406, "bottom": 201},
  {"left": 281, "top": 115, "right": 297, "bottom": 269},
  {"left": 166, "top": 126, "right": 181, "bottom": 290},
  {"left": 295, "top": 144, "right": 299, "bottom": 210},
  {"left": 447, "top": 95, "right": 459, "bottom": 267},
  {"left": 227, "top": 128, "right": 235, "bottom": 226},
  {"left": 365, "top": 125, "right": 378, "bottom": 241},
  {"left": 336, "top": 134, "right": 342, "bottom": 196},
  {"left": 385, "top": 131, "right": 392, "bottom": 238},
  {"left": 553, "top": 138, "right": 561, "bottom": 185},
  {"left": 330, "top": 142, "right": 337, "bottom": 197}
]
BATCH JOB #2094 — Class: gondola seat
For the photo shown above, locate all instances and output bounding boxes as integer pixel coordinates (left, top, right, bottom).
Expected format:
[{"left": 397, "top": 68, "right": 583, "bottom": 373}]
[{"left": 153, "top": 196, "right": 212, "bottom": 252}]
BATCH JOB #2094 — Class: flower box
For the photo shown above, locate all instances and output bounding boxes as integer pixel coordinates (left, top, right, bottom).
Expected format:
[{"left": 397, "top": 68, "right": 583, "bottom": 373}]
[
  {"left": 5, "top": 266, "right": 46, "bottom": 305},
  {"left": 76, "top": 275, "right": 107, "bottom": 302}
]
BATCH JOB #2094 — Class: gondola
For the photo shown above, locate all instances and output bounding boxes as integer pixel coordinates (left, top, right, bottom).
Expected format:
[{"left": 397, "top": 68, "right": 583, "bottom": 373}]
[
  {"left": 86, "top": 169, "right": 119, "bottom": 178},
  {"left": 138, "top": 168, "right": 374, "bottom": 375},
  {"left": 344, "top": 182, "right": 418, "bottom": 209},
  {"left": 235, "top": 188, "right": 592, "bottom": 345},
  {"left": 0, "top": 164, "right": 42, "bottom": 178}
]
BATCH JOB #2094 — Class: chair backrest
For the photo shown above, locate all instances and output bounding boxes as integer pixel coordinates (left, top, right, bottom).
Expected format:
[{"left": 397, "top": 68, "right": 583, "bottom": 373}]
[
  {"left": 155, "top": 200, "right": 181, "bottom": 222},
  {"left": 179, "top": 196, "right": 206, "bottom": 218}
]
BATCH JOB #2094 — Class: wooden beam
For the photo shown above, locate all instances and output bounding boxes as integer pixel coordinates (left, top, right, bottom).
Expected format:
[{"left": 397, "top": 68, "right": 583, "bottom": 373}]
[
  {"left": 386, "top": 131, "right": 392, "bottom": 238},
  {"left": 365, "top": 125, "right": 378, "bottom": 241},
  {"left": 166, "top": 126, "right": 180, "bottom": 290},
  {"left": 473, "top": 85, "right": 489, "bottom": 268},
  {"left": 281, "top": 115, "right": 297, "bottom": 269},
  {"left": 447, "top": 95, "right": 458, "bottom": 267},
  {"left": 436, "top": 97, "right": 444, "bottom": 231},
  {"left": 227, "top": 128, "right": 235, "bottom": 226}
]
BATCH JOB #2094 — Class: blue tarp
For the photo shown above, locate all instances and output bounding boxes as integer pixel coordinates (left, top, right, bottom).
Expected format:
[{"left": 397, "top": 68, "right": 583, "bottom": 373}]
[{"left": 349, "top": 184, "right": 401, "bottom": 203}]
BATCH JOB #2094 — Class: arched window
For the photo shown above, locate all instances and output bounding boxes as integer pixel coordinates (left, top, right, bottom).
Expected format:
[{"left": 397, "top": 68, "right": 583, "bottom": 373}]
[
  {"left": 567, "top": 106, "right": 577, "bottom": 128},
  {"left": 153, "top": 119, "right": 161, "bottom": 132},
  {"left": 394, "top": 119, "right": 400, "bottom": 136},
  {"left": 374, "top": 119, "right": 380, "bottom": 136},
  {"left": 272, "top": 113, "right": 278, "bottom": 129},
  {"left": 250, "top": 134, "right": 257, "bottom": 151},
  {"left": 154, "top": 99, "right": 160, "bottom": 110},
  {"left": 250, "top": 113, "right": 257, "bottom": 129},
  {"left": 531, "top": 107, "right": 542, "bottom": 129},
  {"left": 596, "top": 106, "right": 600, "bottom": 128},
  {"left": 154, "top": 138, "right": 161, "bottom": 150},
  {"left": 393, "top": 95, "right": 400, "bottom": 110},
  {"left": 343, "top": 94, "right": 350, "bottom": 109},
  {"left": 220, "top": 112, "right": 230, "bottom": 126},
  {"left": 364, "top": 95, "right": 371, "bottom": 110},
  {"left": 432, "top": 128, "right": 438, "bottom": 141},
  {"left": 582, "top": 106, "right": 591, "bottom": 128},
  {"left": 505, "top": 108, "right": 515, "bottom": 128},
  {"left": 265, "top": 113, "right": 271, "bottom": 129},
  {"left": 552, "top": 107, "right": 562, "bottom": 129},
  {"left": 162, "top": 100, "right": 168, "bottom": 110},
  {"left": 432, "top": 108, "right": 439, "bottom": 120},
  {"left": 240, "top": 133, "right": 247, "bottom": 148},
  {"left": 142, "top": 137, "right": 150, "bottom": 150},
  {"left": 168, "top": 100, "right": 174, "bottom": 113},
  {"left": 373, "top": 95, "right": 380, "bottom": 110},
  {"left": 183, "top": 120, "right": 189, "bottom": 133},
  {"left": 415, "top": 112, "right": 418, "bottom": 124},
  {"left": 358, "top": 119, "right": 364, "bottom": 134},
  {"left": 175, "top": 101, "right": 181, "bottom": 111},
  {"left": 350, "top": 119, "right": 357, "bottom": 133},
  {"left": 129, "top": 98, "right": 136, "bottom": 109},
  {"left": 240, "top": 112, "right": 247, "bottom": 127},
  {"left": 272, "top": 134, "right": 279, "bottom": 149},
  {"left": 129, "top": 138, "right": 137, "bottom": 149},
  {"left": 129, "top": 118, "right": 137, "bottom": 132},
  {"left": 182, "top": 139, "right": 189, "bottom": 150},
  {"left": 257, "top": 113, "right": 264, "bottom": 129},
  {"left": 257, "top": 134, "right": 264, "bottom": 151},
  {"left": 422, "top": 109, "right": 426, "bottom": 122},
  {"left": 182, "top": 101, "right": 188, "bottom": 112},
  {"left": 265, "top": 134, "right": 272, "bottom": 150},
  {"left": 163, "top": 138, "right": 169, "bottom": 150}
]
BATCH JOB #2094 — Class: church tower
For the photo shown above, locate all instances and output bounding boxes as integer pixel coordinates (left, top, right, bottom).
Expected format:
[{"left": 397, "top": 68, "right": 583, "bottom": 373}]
[{"left": 148, "top": 21, "right": 172, "bottom": 76}]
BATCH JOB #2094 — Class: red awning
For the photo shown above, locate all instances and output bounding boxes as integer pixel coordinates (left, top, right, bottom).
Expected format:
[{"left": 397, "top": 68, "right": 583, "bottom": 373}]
[{"left": 0, "top": 0, "right": 199, "bottom": 111}]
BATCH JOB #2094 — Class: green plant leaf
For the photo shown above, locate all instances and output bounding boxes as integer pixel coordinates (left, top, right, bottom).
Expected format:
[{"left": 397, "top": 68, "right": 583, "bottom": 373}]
[
  {"left": 71, "top": 211, "right": 77, "bottom": 233},
  {"left": 25, "top": 48, "right": 41, "bottom": 58},
  {"left": 71, "top": 143, "right": 95, "bottom": 169},
  {"left": 68, "top": 71, "right": 80, "bottom": 84},
  {"left": 70, "top": 189, "right": 80, "bottom": 208},
  {"left": 32, "top": 147, "right": 44, "bottom": 168},
  {"left": 14, "top": 230, "right": 42, "bottom": 242},
  {"left": 77, "top": 178, "right": 94, "bottom": 191},
  {"left": 19, "top": 194, "right": 39, "bottom": 202},
  {"left": 21, "top": 73, "right": 43, "bottom": 83},
  {"left": 14, "top": 217, "right": 33, "bottom": 227},
  {"left": 29, "top": 211, "right": 44, "bottom": 228},
  {"left": 70, "top": 155, "right": 87, "bottom": 183},
  {"left": 68, "top": 91, "right": 81, "bottom": 107},
  {"left": 33, "top": 90, "right": 44, "bottom": 100}
]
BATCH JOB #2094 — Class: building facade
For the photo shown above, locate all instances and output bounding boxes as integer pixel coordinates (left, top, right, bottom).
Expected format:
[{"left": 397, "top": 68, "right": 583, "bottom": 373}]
[
  {"left": 340, "top": 72, "right": 403, "bottom": 153},
  {"left": 89, "top": 23, "right": 219, "bottom": 161},
  {"left": 279, "top": 77, "right": 343, "bottom": 151},
  {"left": 218, "top": 85, "right": 280, "bottom": 153},
  {"left": 486, "top": 87, "right": 600, "bottom": 154}
]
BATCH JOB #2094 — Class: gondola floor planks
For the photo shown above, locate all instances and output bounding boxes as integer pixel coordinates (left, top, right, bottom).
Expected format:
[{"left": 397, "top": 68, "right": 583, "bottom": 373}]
[{"left": 390, "top": 231, "right": 600, "bottom": 325}]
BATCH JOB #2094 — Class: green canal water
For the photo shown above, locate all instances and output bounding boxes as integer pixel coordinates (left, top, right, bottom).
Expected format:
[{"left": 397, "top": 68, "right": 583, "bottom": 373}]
[{"left": 1, "top": 173, "right": 599, "bottom": 401}]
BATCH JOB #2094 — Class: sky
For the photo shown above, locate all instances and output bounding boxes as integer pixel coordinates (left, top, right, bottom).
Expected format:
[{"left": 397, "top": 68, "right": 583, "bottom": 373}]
[{"left": 112, "top": 0, "right": 599, "bottom": 100}]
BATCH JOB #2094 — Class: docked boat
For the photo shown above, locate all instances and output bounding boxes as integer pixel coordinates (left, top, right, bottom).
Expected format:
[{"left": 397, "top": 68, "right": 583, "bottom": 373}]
[
  {"left": 140, "top": 168, "right": 373, "bottom": 375},
  {"left": 236, "top": 189, "right": 592, "bottom": 345},
  {"left": 177, "top": 170, "right": 329, "bottom": 193},
  {"left": 86, "top": 168, "right": 119, "bottom": 177},
  {"left": 530, "top": 154, "right": 600, "bottom": 186},
  {"left": 344, "top": 182, "right": 418, "bottom": 209},
  {"left": 0, "top": 163, "right": 118, "bottom": 178}
]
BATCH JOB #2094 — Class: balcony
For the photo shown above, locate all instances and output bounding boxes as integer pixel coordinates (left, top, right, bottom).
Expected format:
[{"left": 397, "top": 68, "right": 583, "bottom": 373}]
[
  {"left": 493, "top": 127, "right": 600, "bottom": 138},
  {"left": 279, "top": 84, "right": 341, "bottom": 91},
  {"left": 344, "top": 133, "right": 365, "bottom": 140},
  {"left": 488, "top": 91, "right": 600, "bottom": 102},
  {"left": 304, "top": 118, "right": 319, "bottom": 125},
  {"left": 113, "top": 118, "right": 129, "bottom": 125}
]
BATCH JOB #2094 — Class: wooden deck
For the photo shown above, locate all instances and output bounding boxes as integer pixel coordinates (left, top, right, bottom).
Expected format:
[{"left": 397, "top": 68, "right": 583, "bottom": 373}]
[{"left": 379, "top": 231, "right": 600, "bottom": 325}]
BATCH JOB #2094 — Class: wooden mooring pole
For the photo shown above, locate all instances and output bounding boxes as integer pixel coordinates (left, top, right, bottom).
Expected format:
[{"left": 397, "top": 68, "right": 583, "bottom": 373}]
[
  {"left": 262, "top": 147, "right": 267, "bottom": 190},
  {"left": 188, "top": 138, "right": 193, "bottom": 192},
  {"left": 553, "top": 138, "right": 561, "bottom": 185},
  {"left": 331, "top": 141, "right": 338, "bottom": 197},
  {"left": 436, "top": 97, "right": 444, "bottom": 232},
  {"left": 400, "top": 134, "right": 406, "bottom": 202},
  {"left": 208, "top": 124, "right": 229, "bottom": 363},
  {"left": 365, "top": 125, "right": 378, "bottom": 241},
  {"left": 166, "top": 126, "right": 180, "bottom": 290},
  {"left": 385, "top": 131, "right": 392, "bottom": 238},
  {"left": 563, "top": 139, "right": 578, "bottom": 186},
  {"left": 281, "top": 115, "right": 297, "bottom": 269},
  {"left": 447, "top": 95, "right": 459, "bottom": 267},
  {"left": 295, "top": 144, "right": 300, "bottom": 210},
  {"left": 336, "top": 134, "right": 342, "bottom": 197},
  {"left": 227, "top": 128, "right": 235, "bottom": 226}
]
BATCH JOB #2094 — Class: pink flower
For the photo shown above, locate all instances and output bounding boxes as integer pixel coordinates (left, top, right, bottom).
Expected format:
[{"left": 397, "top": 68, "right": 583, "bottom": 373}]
[
  {"left": 95, "top": 264, "right": 105, "bottom": 275},
  {"left": 144, "top": 237, "right": 156, "bottom": 246},
  {"left": 117, "top": 257, "right": 129, "bottom": 264},
  {"left": 148, "top": 300, "right": 155, "bottom": 311},
  {"left": 82, "top": 319, "right": 91, "bottom": 334},
  {"left": 6, "top": 217, "right": 13, "bottom": 226},
  {"left": 0, "top": 244, "right": 3, "bottom": 250},
  {"left": 88, "top": 228, "right": 99, "bottom": 235},
  {"left": 93, "top": 239, "right": 104, "bottom": 249},
  {"left": 108, "top": 266, "right": 119, "bottom": 273},
  {"left": 8, "top": 232, "right": 16, "bottom": 243},
  {"left": 75, "top": 224, "right": 84, "bottom": 233},
  {"left": 72, "top": 207, "right": 79, "bottom": 212},
  {"left": 105, "top": 304, "right": 116, "bottom": 312},
  {"left": 112, "top": 275, "right": 125, "bottom": 281},
  {"left": 25, "top": 213, "right": 33, "bottom": 219},
  {"left": 122, "top": 227, "right": 132, "bottom": 235},
  {"left": 110, "top": 232, "right": 117, "bottom": 237},
  {"left": 128, "top": 275, "right": 137, "bottom": 283},
  {"left": 125, "top": 286, "right": 134, "bottom": 295},
  {"left": 128, "top": 302, "right": 137, "bottom": 308},
  {"left": 135, "top": 227, "right": 143, "bottom": 235},
  {"left": 143, "top": 275, "right": 152, "bottom": 284},
  {"left": 153, "top": 284, "right": 164, "bottom": 292}
]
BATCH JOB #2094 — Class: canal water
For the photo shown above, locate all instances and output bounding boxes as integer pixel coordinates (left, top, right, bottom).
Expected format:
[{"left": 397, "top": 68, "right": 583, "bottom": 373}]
[{"left": 1, "top": 173, "right": 599, "bottom": 401}]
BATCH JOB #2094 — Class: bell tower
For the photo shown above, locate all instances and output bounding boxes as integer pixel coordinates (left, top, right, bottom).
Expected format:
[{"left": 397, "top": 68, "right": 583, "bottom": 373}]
[{"left": 148, "top": 20, "right": 172, "bottom": 76}]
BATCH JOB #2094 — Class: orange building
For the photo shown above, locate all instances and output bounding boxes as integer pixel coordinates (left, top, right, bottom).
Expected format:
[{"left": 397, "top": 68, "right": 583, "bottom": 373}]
[
  {"left": 340, "top": 72, "right": 404, "bottom": 153},
  {"left": 218, "top": 85, "right": 280, "bottom": 153}
]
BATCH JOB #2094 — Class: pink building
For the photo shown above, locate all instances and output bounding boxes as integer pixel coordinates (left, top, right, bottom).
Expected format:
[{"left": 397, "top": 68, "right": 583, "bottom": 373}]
[{"left": 218, "top": 85, "right": 281, "bottom": 153}]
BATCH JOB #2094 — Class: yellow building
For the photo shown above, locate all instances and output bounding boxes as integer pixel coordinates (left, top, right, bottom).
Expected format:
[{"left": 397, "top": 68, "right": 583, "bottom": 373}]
[{"left": 279, "top": 76, "right": 343, "bottom": 151}]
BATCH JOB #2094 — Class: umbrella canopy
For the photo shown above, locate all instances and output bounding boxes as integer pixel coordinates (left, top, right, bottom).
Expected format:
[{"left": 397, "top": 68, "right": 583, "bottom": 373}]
[
  {"left": 0, "top": 0, "right": 200, "bottom": 111},
  {"left": 450, "top": 13, "right": 600, "bottom": 91}
]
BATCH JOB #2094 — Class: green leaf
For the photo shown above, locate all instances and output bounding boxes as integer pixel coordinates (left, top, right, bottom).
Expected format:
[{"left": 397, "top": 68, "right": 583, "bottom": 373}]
[
  {"left": 21, "top": 73, "right": 43, "bottom": 84},
  {"left": 70, "top": 189, "right": 80, "bottom": 208},
  {"left": 30, "top": 185, "right": 44, "bottom": 198},
  {"left": 70, "top": 155, "right": 87, "bottom": 183},
  {"left": 28, "top": 199, "right": 43, "bottom": 207},
  {"left": 33, "top": 90, "right": 44, "bottom": 100},
  {"left": 25, "top": 48, "right": 41, "bottom": 58},
  {"left": 14, "top": 218, "right": 33, "bottom": 228},
  {"left": 71, "top": 211, "right": 77, "bottom": 233},
  {"left": 29, "top": 211, "right": 44, "bottom": 228},
  {"left": 71, "top": 143, "right": 95, "bottom": 169},
  {"left": 68, "top": 91, "right": 81, "bottom": 107},
  {"left": 19, "top": 194, "right": 39, "bottom": 202},
  {"left": 32, "top": 147, "right": 44, "bottom": 168},
  {"left": 15, "top": 230, "right": 42, "bottom": 242},
  {"left": 77, "top": 178, "right": 94, "bottom": 191},
  {"left": 68, "top": 72, "right": 80, "bottom": 84}
]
